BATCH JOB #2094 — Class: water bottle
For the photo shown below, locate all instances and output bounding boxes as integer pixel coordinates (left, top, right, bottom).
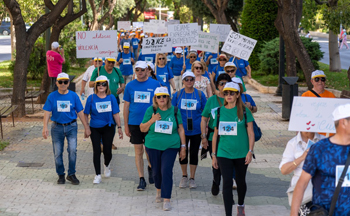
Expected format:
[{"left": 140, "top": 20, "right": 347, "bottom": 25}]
[{"left": 81, "top": 93, "right": 85, "bottom": 100}]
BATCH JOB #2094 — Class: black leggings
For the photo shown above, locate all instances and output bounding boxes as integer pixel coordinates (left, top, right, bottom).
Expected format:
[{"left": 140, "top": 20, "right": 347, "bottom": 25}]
[
  {"left": 90, "top": 125, "right": 116, "bottom": 175},
  {"left": 217, "top": 157, "right": 248, "bottom": 216},
  {"left": 179, "top": 134, "right": 201, "bottom": 165}
]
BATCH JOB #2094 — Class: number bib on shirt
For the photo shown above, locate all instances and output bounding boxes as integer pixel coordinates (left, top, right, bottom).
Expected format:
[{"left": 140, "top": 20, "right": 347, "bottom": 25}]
[
  {"left": 123, "top": 58, "right": 131, "bottom": 65},
  {"left": 335, "top": 165, "right": 350, "bottom": 187},
  {"left": 180, "top": 99, "right": 197, "bottom": 110},
  {"left": 155, "top": 121, "right": 173, "bottom": 134},
  {"left": 134, "top": 91, "right": 151, "bottom": 103},
  {"left": 145, "top": 57, "right": 153, "bottom": 63},
  {"left": 211, "top": 59, "right": 218, "bottom": 64},
  {"left": 96, "top": 101, "right": 112, "bottom": 113},
  {"left": 57, "top": 101, "right": 70, "bottom": 112},
  {"left": 218, "top": 71, "right": 225, "bottom": 75},
  {"left": 167, "top": 55, "right": 172, "bottom": 61},
  {"left": 211, "top": 107, "right": 219, "bottom": 118},
  {"left": 218, "top": 121, "right": 237, "bottom": 135},
  {"left": 133, "top": 41, "right": 138, "bottom": 46},
  {"left": 159, "top": 75, "right": 166, "bottom": 82}
]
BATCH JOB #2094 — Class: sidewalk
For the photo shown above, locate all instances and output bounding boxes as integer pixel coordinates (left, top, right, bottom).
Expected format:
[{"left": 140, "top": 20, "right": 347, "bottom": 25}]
[{"left": 0, "top": 83, "right": 294, "bottom": 216}]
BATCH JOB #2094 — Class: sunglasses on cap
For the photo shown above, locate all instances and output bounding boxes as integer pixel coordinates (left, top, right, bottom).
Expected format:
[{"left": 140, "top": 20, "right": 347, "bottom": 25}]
[
  {"left": 314, "top": 77, "right": 326, "bottom": 82},
  {"left": 96, "top": 82, "right": 108, "bottom": 87},
  {"left": 158, "top": 57, "right": 165, "bottom": 60},
  {"left": 156, "top": 95, "right": 167, "bottom": 99},
  {"left": 58, "top": 80, "right": 69, "bottom": 85},
  {"left": 226, "top": 69, "right": 236, "bottom": 74},
  {"left": 223, "top": 91, "right": 238, "bottom": 96},
  {"left": 218, "top": 81, "right": 228, "bottom": 86},
  {"left": 195, "top": 67, "right": 203, "bottom": 70},
  {"left": 135, "top": 68, "right": 146, "bottom": 72},
  {"left": 184, "top": 77, "right": 195, "bottom": 82},
  {"left": 107, "top": 61, "right": 115, "bottom": 64}
]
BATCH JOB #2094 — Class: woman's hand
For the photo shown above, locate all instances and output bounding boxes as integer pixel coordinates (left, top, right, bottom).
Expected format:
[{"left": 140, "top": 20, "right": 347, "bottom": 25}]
[
  {"left": 212, "top": 156, "right": 218, "bottom": 169},
  {"left": 245, "top": 151, "right": 253, "bottom": 165},
  {"left": 151, "top": 113, "right": 161, "bottom": 123},
  {"left": 118, "top": 128, "right": 123, "bottom": 139},
  {"left": 201, "top": 138, "right": 208, "bottom": 149},
  {"left": 180, "top": 147, "right": 186, "bottom": 161}
]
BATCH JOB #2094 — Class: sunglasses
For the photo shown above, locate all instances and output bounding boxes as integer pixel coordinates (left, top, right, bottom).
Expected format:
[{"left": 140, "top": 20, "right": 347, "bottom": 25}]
[
  {"left": 58, "top": 80, "right": 69, "bottom": 85},
  {"left": 190, "top": 56, "right": 197, "bottom": 58},
  {"left": 314, "top": 77, "right": 326, "bottom": 82},
  {"left": 184, "top": 77, "right": 195, "bottom": 82},
  {"left": 195, "top": 67, "right": 203, "bottom": 70},
  {"left": 156, "top": 95, "right": 167, "bottom": 99},
  {"left": 226, "top": 70, "right": 236, "bottom": 74},
  {"left": 218, "top": 81, "right": 227, "bottom": 86},
  {"left": 158, "top": 58, "right": 165, "bottom": 60},
  {"left": 223, "top": 91, "right": 238, "bottom": 96},
  {"left": 219, "top": 59, "right": 226, "bottom": 61},
  {"left": 135, "top": 68, "right": 146, "bottom": 72},
  {"left": 107, "top": 61, "right": 115, "bottom": 64},
  {"left": 96, "top": 82, "right": 108, "bottom": 87}
]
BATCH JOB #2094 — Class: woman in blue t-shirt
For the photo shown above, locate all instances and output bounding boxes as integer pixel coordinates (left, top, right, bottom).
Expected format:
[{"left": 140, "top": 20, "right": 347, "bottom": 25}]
[
  {"left": 211, "top": 54, "right": 228, "bottom": 90},
  {"left": 156, "top": 53, "right": 176, "bottom": 93},
  {"left": 84, "top": 75, "right": 123, "bottom": 184}
]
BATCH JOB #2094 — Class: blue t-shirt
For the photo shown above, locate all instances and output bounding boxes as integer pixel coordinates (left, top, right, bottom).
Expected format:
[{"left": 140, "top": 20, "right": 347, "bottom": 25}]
[
  {"left": 205, "top": 53, "right": 218, "bottom": 74},
  {"left": 123, "top": 78, "right": 161, "bottom": 125},
  {"left": 213, "top": 65, "right": 226, "bottom": 81},
  {"left": 185, "top": 59, "right": 193, "bottom": 72},
  {"left": 152, "top": 75, "right": 167, "bottom": 87},
  {"left": 171, "top": 89, "right": 207, "bottom": 135},
  {"left": 203, "top": 71, "right": 211, "bottom": 80},
  {"left": 170, "top": 56, "right": 184, "bottom": 76},
  {"left": 167, "top": 53, "right": 174, "bottom": 62},
  {"left": 117, "top": 52, "right": 134, "bottom": 76},
  {"left": 131, "top": 38, "right": 139, "bottom": 51},
  {"left": 84, "top": 94, "right": 120, "bottom": 128},
  {"left": 43, "top": 90, "right": 83, "bottom": 124},
  {"left": 241, "top": 94, "right": 256, "bottom": 107},
  {"left": 303, "top": 138, "right": 350, "bottom": 216},
  {"left": 156, "top": 65, "right": 174, "bottom": 92},
  {"left": 138, "top": 52, "right": 156, "bottom": 64},
  {"left": 229, "top": 57, "right": 249, "bottom": 77}
]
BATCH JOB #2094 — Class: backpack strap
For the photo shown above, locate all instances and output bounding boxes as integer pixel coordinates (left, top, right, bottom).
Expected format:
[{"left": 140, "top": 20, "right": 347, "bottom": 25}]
[
  {"left": 175, "top": 89, "right": 185, "bottom": 107},
  {"left": 174, "top": 106, "right": 179, "bottom": 129},
  {"left": 310, "top": 89, "right": 321, "bottom": 97},
  {"left": 195, "top": 88, "right": 203, "bottom": 112},
  {"left": 215, "top": 107, "right": 221, "bottom": 154},
  {"left": 216, "top": 95, "right": 223, "bottom": 106}
]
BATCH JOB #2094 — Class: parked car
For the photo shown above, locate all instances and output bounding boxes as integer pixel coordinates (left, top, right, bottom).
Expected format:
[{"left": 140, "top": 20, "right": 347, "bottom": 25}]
[{"left": 0, "top": 22, "right": 10, "bottom": 35}]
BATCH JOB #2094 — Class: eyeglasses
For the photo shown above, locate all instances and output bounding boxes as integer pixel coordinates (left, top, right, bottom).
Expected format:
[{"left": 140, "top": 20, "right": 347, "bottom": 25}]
[
  {"left": 314, "top": 77, "right": 326, "bottom": 82},
  {"left": 218, "top": 81, "right": 227, "bottom": 86},
  {"left": 107, "top": 61, "right": 115, "bottom": 64},
  {"left": 226, "top": 69, "right": 236, "bottom": 74},
  {"left": 156, "top": 95, "right": 167, "bottom": 99},
  {"left": 96, "top": 82, "right": 108, "bottom": 87},
  {"left": 195, "top": 67, "right": 203, "bottom": 70},
  {"left": 58, "top": 80, "right": 69, "bottom": 85},
  {"left": 223, "top": 91, "right": 237, "bottom": 96},
  {"left": 190, "top": 56, "right": 197, "bottom": 58},
  {"left": 135, "top": 68, "right": 146, "bottom": 72},
  {"left": 158, "top": 58, "right": 165, "bottom": 60},
  {"left": 184, "top": 77, "right": 195, "bottom": 82}
]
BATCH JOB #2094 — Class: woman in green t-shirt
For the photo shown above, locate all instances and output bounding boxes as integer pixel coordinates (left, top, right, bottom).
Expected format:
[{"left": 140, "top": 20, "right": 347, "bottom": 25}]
[
  {"left": 140, "top": 87, "right": 186, "bottom": 211},
  {"left": 211, "top": 82, "right": 255, "bottom": 216}
]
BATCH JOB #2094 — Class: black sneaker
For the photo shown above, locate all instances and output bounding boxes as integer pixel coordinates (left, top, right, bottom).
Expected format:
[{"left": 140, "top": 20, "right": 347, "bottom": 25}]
[
  {"left": 66, "top": 174, "right": 80, "bottom": 185},
  {"left": 148, "top": 166, "right": 154, "bottom": 184},
  {"left": 137, "top": 178, "right": 146, "bottom": 191},
  {"left": 211, "top": 181, "right": 219, "bottom": 196},
  {"left": 57, "top": 175, "right": 65, "bottom": 184}
]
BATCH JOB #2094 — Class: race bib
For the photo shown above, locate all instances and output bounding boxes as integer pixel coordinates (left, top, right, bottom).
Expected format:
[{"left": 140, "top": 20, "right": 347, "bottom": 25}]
[
  {"left": 57, "top": 101, "right": 70, "bottom": 112},
  {"left": 159, "top": 75, "right": 167, "bottom": 83},
  {"left": 180, "top": 99, "right": 197, "bottom": 110},
  {"left": 123, "top": 58, "right": 131, "bottom": 65},
  {"left": 145, "top": 57, "right": 153, "bottom": 63},
  {"left": 167, "top": 55, "right": 173, "bottom": 61},
  {"left": 211, "top": 107, "right": 219, "bottom": 119},
  {"left": 211, "top": 58, "right": 218, "bottom": 65},
  {"left": 335, "top": 165, "right": 350, "bottom": 187},
  {"left": 134, "top": 91, "right": 151, "bottom": 103},
  {"left": 218, "top": 121, "right": 237, "bottom": 135},
  {"left": 155, "top": 121, "right": 173, "bottom": 134},
  {"left": 96, "top": 101, "right": 112, "bottom": 113},
  {"left": 218, "top": 71, "right": 225, "bottom": 75},
  {"left": 133, "top": 41, "right": 138, "bottom": 46}
]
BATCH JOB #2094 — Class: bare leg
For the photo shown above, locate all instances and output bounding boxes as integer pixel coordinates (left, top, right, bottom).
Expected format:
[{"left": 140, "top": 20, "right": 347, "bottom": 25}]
[
  {"left": 134, "top": 144, "right": 144, "bottom": 177},
  {"left": 181, "top": 164, "right": 187, "bottom": 176},
  {"left": 190, "top": 164, "right": 197, "bottom": 179}
]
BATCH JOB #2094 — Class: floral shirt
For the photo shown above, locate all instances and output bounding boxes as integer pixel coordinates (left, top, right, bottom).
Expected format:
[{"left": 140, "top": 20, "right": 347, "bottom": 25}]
[{"left": 194, "top": 76, "right": 210, "bottom": 98}]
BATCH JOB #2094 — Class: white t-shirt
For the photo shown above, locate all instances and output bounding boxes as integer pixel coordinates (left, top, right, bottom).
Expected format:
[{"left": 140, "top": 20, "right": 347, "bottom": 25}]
[{"left": 82, "top": 65, "right": 95, "bottom": 97}]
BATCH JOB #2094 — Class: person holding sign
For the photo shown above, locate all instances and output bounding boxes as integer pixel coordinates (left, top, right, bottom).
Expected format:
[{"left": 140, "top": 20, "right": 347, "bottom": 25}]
[
  {"left": 192, "top": 61, "right": 212, "bottom": 98},
  {"left": 140, "top": 87, "right": 186, "bottom": 211},
  {"left": 224, "top": 62, "right": 247, "bottom": 93},
  {"left": 117, "top": 42, "right": 135, "bottom": 85},
  {"left": 211, "top": 54, "right": 228, "bottom": 93},
  {"left": 211, "top": 82, "right": 255, "bottom": 216},
  {"left": 155, "top": 53, "right": 176, "bottom": 93},
  {"left": 42, "top": 73, "right": 91, "bottom": 185},
  {"left": 170, "top": 47, "right": 185, "bottom": 92},
  {"left": 205, "top": 52, "right": 218, "bottom": 74},
  {"left": 123, "top": 61, "right": 161, "bottom": 191},
  {"left": 229, "top": 56, "right": 251, "bottom": 79},
  {"left": 171, "top": 72, "right": 207, "bottom": 189},
  {"left": 290, "top": 104, "right": 350, "bottom": 216},
  {"left": 84, "top": 76, "right": 123, "bottom": 184}
]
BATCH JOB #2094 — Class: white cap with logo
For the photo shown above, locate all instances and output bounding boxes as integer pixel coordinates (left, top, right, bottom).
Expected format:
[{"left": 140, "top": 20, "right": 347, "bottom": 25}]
[
  {"left": 311, "top": 70, "right": 326, "bottom": 79},
  {"left": 154, "top": 87, "right": 170, "bottom": 96},
  {"left": 57, "top": 72, "right": 69, "bottom": 80},
  {"left": 175, "top": 47, "right": 183, "bottom": 54},
  {"left": 135, "top": 61, "right": 148, "bottom": 69},
  {"left": 182, "top": 71, "right": 195, "bottom": 80},
  {"left": 332, "top": 104, "right": 350, "bottom": 121},
  {"left": 224, "top": 62, "right": 237, "bottom": 69},
  {"left": 223, "top": 82, "right": 240, "bottom": 92},
  {"left": 96, "top": 75, "right": 109, "bottom": 84},
  {"left": 51, "top": 41, "right": 59, "bottom": 49},
  {"left": 147, "top": 62, "right": 155, "bottom": 71},
  {"left": 123, "top": 42, "right": 130, "bottom": 48}
]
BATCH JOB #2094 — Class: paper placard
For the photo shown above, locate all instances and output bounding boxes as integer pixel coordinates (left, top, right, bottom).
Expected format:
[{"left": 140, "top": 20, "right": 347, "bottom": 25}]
[
  {"left": 76, "top": 30, "right": 118, "bottom": 58},
  {"left": 167, "top": 20, "right": 180, "bottom": 25},
  {"left": 143, "top": 22, "right": 167, "bottom": 34},
  {"left": 210, "top": 24, "right": 231, "bottom": 42},
  {"left": 133, "top": 22, "right": 144, "bottom": 29},
  {"left": 167, "top": 23, "right": 198, "bottom": 46},
  {"left": 141, "top": 37, "right": 172, "bottom": 54},
  {"left": 192, "top": 31, "right": 219, "bottom": 53},
  {"left": 221, "top": 30, "right": 257, "bottom": 61},
  {"left": 288, "top": 97, "right": 350, "bottom": 133},
  {"left": 117, "top": 21, "right": 131, "bottom": 31}
]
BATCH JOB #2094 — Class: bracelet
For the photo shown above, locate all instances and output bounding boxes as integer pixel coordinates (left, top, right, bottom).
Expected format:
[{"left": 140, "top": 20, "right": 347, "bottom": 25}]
[
  {"left": 118, "top": 126, "right": 122, "bottom": 129},
  {"left": 181, "top": 144, "right": 186, "bottom": 148},
  {"left": 293, "top": 161, "right": 297, "bottom": 166}
]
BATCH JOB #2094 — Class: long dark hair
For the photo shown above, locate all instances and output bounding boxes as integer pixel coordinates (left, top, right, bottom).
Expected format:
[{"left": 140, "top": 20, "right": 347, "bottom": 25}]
[
  {"left": 223, "top": 88, "right": 244, "bottom": 121},
  {"left": 148, "top": 66, "right": 157, "bottom": 80}
]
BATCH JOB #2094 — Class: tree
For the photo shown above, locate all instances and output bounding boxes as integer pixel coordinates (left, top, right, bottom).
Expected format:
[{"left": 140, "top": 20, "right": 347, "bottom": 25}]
[
  {"left": 88, "top": 0, "right": 117, "bottom": 30},
  {"left": 4, "top": 0, "right": 72, "bottom": 117},
  {"left": 200, "top": 0, "right": 229, "bottom": 25}
]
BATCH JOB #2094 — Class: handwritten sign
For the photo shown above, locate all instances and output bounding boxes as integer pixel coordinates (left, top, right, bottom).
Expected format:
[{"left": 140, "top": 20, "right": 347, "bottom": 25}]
[
  {"left": 117, "top": 21, "right": 131, "bottom": 31},
  {"left": 192, "top": 31, "right": 219, "bottom": 53},
  {"left": 167, "top": 23, "right": 198, "bottom": 46},
  {"left": 133, "top": 22, "right": 143, "bottom": 29},
  {"left": 288, "top": 97, "right": 350, "bottom": 133},
  {"left": 221, "top": 31, "right": 257, "bottom": 61},
  {"left": 76, "top": 30, "right": 118, "bottom": 58},
  {"left": 210, "top": 24, "right": 231, "bottom": 42},
  {"left": 141, "top": 37, "right": 172, "bottom": 54}
]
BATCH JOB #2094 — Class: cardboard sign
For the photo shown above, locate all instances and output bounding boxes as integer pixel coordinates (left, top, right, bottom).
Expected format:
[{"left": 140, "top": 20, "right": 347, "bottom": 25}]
[
  {"left": 288, "top": 97, "right": 350, "bottom": 133},
  {"left": 117, "top": 21, "right": 131, "bottom": 30},
  {"left": 76, "top": 30, "right": 118, "bottom": 58},
  {"left": 210, "top": 24, "right": 231, "bottom": 42},
  {"left": 221, "top": 30, "right": 257, "bottom": 61},
  {"left": 143, "top": 22, "right": 167, "bottom": 34},
  {"left": 141, "top": 37, "right": 172, "bottom": 54},
  {"left": 133, "top": 22, "right": 143, "bottom": 29},
  {"left": 192, "top": 31, "right": 219, "bottom": 53},
  {"left": 167, "top": 23, "right": 198, "bottom": 46}
]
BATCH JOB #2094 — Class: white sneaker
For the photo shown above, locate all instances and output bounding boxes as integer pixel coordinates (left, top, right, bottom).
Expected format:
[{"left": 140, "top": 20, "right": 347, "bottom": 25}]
[
  {"left": 179, "top": 177, "right": 188, "bottom": 188},
  {"left": 189, "top": 179, "right": 197, "bottom": 189},
  {"left": 104, "top": 164, "right": 111, "bottom": 178},
  {"left": 93, "top": 175, "right": 101, "bottom": 184},
  {"left": 163, "top": 201, "right": 171, "bottom": 211},
  {"left": 232, "top": 179, "right": 237, "bottom": 190}
]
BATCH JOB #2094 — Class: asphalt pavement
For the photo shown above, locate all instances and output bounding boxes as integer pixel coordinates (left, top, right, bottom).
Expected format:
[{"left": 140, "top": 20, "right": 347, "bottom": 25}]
[{"left": 0, "top": 36, "right": 11, "bottom": 63}]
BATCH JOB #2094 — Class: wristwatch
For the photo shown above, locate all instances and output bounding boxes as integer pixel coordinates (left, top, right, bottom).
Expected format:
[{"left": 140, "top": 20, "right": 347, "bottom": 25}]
[
  {"left": 201, "top": 133, "right": 206, "bottom": 139},
  {"left": 249, "top": 149, "right": 254, "bottom": 154},
  {"left": 211, "top": 152, "right": 216, "bottom": 157}
]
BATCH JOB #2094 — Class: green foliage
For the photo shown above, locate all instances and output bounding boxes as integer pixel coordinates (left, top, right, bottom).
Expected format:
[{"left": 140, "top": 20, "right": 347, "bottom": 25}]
[
  {"left": 0, "top": 141, "right": 10, "bottom": 151},
  {"left": 240, "top": 0, "right": 279, "bottom": 70},
  {"left": 179, "top": 6, "right": 193, "bottom": 23}
]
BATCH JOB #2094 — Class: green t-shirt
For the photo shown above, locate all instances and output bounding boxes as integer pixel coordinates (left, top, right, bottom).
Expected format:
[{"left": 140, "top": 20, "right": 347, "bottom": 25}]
[
  {"left": 90, "top": 66, "right": 125, "bottom": 98},
  {"left": 142, "top": 106, "right": 183, "bottom": 151},
  {"left": 211, "top": 106, "right": 254, "bottom": 159},
  {"left": 201, "top": 95, "right": 224, "bottom": 141}
]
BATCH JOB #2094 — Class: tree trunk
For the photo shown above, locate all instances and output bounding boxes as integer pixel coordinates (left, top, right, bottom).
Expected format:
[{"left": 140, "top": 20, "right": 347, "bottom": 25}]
[
  {"left": 329, "top": 30, "right": 341, "bottom": 72},
  {"left": 347, "top": 66, "right": 350, "bottom": 87},
  {"left": 224, "top": 11, "right": 238, "bottom": 32},
  {"left": 285, "top": 42, "right": 297, "bottom": 76},
  {"left": 8, "top": 9, "right": 15, "bottom": 61}
]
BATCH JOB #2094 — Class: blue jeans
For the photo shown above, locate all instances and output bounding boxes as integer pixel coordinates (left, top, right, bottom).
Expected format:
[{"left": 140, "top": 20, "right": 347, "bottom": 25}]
[{"left": 51, "top": 122, "right": 78, "bottom": 176}]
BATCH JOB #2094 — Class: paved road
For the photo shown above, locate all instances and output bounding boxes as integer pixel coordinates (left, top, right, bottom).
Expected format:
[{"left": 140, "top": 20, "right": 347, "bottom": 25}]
[{"left": 0, "top": 36, "right": 11, "bottom": 62}]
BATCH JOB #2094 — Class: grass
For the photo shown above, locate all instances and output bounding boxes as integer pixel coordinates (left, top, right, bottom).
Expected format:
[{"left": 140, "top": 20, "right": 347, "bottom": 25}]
[
  {"left": 0, "top": 60, "right": 86, "bottom": 88},
  {"left": 0, "top": 141, "right": 10, "bottom": 151}
]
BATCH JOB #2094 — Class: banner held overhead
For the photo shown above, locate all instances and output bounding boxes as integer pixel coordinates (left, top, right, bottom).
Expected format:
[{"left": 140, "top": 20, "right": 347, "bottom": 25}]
[
  {"left": 141, "top": 37, "right": 172, "bottom": 54},
  {"left": 167, "top": 23, "right": 199, "bottom": 46},
  {"left": 221, "top": 30, "right": 257, "bottom": 61},
  {"left": 209, "top": 24, "right": 231, "bottom": 42},
  {"left": 192, "top": 31, "right": 219, "bottom": 53},
  {"left": 117, "top": 21, "right": 131, "bottom": 31}
]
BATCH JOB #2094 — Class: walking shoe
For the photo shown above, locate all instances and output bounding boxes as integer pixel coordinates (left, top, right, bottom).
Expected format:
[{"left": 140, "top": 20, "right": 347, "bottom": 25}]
[
  {"left": 179, "top": 177, "right": 188, "bottom": 188},
  {"left": 66, "top": 174, "right": 80, "bottom": 185},
  {"left": 232, "top": 178, "right": 237, "bottom": 190},
  {"left": 57, "top": 175, "right": 65, "bottom": 184},
  {"left": 148, "top": 166, "right": 154, "bottom": 184},
  {"left": 237, "top": 205, "right": 245, "bottom": 216},
  {"left": 104, "top": 164, "right": 111, "bottom": 178},
  {"left": 155, "top": 194, "right": 163, "bottom": 203},
  {"left": 112, "top": 144, "right": 117, "bottom": 150},
  {"left": 137, "top": 178, "right": 146, "bottom": 191},
  {"left": 163, "top": 201, "right": 171, "bottom": 211},
  {"left": 93, "top": 175, "right": 102, "bottom": 184},
  {"left": 189, "top": 178, "right": 197, "bottom": 189},
  {"left": 211, "top": 181, "right": 219, "bottom": 196}
]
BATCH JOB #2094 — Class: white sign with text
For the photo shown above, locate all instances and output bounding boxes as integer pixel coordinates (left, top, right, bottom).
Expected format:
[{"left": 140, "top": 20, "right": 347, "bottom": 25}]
[
  {"left": 117, "top": 21, "right": 131, "bottom": 30},
  {"left": 141, "top": 37, "right": 172, "bottom": 54},
  {"left": 168, "top": 23, "right": 198, "bottom": 46},
  {"left": 192, "top": 31, "right": 219, "bottom": 53},
  {"left": 210, "top": 24, "right": 231, "bottom": 42},
  {"left": 143, "top": 22, "right": 167, "bottom": 34},
  {"left": 132, "top": 22, "right": 144, "bottom": 29},
  {"left": 221, "top": 30, "right": 257, "bottom": 61}
]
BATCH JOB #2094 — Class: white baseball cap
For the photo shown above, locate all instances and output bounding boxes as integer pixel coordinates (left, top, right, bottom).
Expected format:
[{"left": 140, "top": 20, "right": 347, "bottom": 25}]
[
  {"left": 154, "top": 87, "right": 170, "bottom": 96},
  {"left": 175, "top": 47, "right": 183, "bottom": 54},
  {"left": 311, "top": 70, "right": 326, "bottom": 79},
  {"left": 135, "top": 61, "right": 148, "bottom": 69},
  {"left": 223, "top": 82, "right": 240, "bottom": 92},
  {"left": 121, "top": 33, "right": 125, "bottom": 36},
  {"left": 182, "top": 71, "right": 195, "bottom": 80},
  {"left": 96, "top": 75, "right": 109, "bottom": 84},
  {"left": 190, "top": 49, "right": 197, "bottom": 53},
  {"left": 51, "top": 41, "right": 59, "bottom": 49},
  {"left": 147, "top": 62, "right": 155, "bottom": 71},
  {"left": 332, "top": 104, "right": 350, "bottom": 121},
  {"left": 123, "top": 42, "right": 130, "bottom": 48},
  {"left": 140, "top": 33, "right": 145, "bottom": 37},
  {"left": 57, "top": 72, "right": 69, "bottom": 80},
  {"left": 231, "top": 77, "right": 242, "bottom": 85},
  {"left": 224, "top": 62, "right": 237, "bottom": 69}
]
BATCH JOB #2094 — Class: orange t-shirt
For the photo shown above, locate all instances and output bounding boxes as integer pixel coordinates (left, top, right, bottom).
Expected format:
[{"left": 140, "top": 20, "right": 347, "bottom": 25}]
[{"left": 301, "top": 89, "right": 336, "bottom": 136}]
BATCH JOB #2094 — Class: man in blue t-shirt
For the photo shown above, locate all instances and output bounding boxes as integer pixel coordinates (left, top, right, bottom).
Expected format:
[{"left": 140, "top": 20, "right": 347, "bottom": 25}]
[
  {"left": 170, "top": 47, "right": 185, "bottom": 91},
  {"left": 290, "top": 104, "right": 350, "bottom": 216},
  {"left": 130, "top": 33, "right": 140, "bottom": 60},
  {"left": 123, "top": 61, "right": 161, "bottom": 191},
  {"left": 117, "top": 42, "right": 135, "bottom": 85},
  {"left": 42, "top": 72, "right": 91, "bottom": 186}
]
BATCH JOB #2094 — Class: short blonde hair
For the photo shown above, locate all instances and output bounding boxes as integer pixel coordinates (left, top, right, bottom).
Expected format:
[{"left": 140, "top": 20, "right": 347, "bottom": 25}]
[
  {"left": 152, "top": 95, "right": 171, "bottom": 110},
  {"left": 94, "top": 81, "right": 111, "bottom": 95},
  {"left": 156, "top": 53, "right": 167, "bottom": 66},
  {"left": 191, "top": 60, "right": 205, "bottom": 75}
]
